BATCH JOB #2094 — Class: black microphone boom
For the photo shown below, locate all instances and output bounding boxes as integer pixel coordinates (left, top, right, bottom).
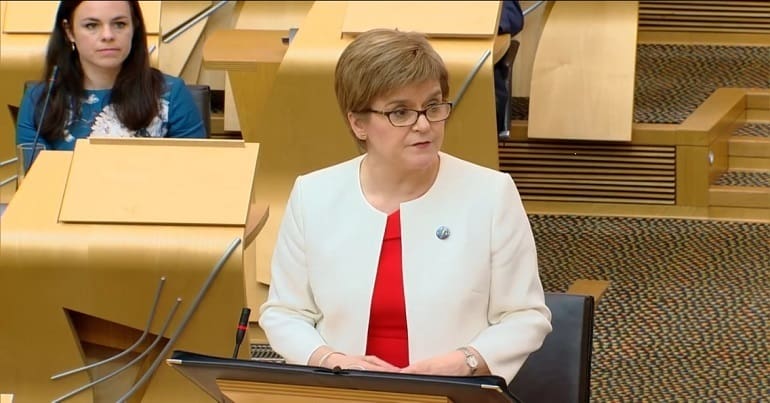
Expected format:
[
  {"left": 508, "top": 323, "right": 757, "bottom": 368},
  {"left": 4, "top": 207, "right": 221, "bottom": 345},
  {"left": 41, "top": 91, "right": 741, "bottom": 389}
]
[
  {"left": 233, "top": 307, "right": 251, "bottom": 359},
  {"left": 28, "top": 65, "right": 59, "bottom": 169}
]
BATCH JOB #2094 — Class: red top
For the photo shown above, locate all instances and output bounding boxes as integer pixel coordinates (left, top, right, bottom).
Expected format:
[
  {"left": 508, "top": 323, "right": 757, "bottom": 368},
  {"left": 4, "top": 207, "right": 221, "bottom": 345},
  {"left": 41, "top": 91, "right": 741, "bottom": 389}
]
[{"left": 365, "top": 210, "right": 409, "bottom": 368}]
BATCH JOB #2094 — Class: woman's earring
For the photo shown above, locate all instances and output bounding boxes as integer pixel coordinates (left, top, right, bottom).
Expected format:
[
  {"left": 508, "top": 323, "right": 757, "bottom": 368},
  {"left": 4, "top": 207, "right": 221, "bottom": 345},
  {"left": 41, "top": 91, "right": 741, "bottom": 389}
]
[
  {"left": 359, "top": 132, "right": 367, "bottom": 140},
  {"left": 71, "top": 42, "right": 76, "bottom": 52}
]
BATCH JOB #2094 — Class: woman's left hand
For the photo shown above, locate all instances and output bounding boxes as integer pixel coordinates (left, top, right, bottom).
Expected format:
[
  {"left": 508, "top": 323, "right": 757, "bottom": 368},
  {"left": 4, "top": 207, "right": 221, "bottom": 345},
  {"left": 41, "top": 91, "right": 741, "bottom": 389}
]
[{"left": 399, "top": 350, "right": 473, "bottom": 376}]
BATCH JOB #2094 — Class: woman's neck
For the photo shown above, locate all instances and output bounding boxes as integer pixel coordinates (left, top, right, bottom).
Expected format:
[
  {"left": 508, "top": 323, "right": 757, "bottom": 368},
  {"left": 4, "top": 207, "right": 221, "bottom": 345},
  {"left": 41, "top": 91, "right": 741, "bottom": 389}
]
[
  {"left": 82, "top": 65, "right": 120, "bottom": 90},
  {"left": 360, "top": 154, "right": 440, "bottom": 214}
]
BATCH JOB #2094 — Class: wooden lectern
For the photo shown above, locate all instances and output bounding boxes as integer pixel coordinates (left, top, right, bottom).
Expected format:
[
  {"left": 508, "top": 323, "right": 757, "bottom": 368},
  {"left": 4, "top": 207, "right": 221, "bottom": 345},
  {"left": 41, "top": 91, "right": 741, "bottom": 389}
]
[
  {"left": 168, "top": 350, "right": 520, "bottom": 403},
  {"left": 202, "top": 1, "right": 503, "bottom": 315},
  {"left": 0, "top": 138, "right": 266, "bottom": 402}
]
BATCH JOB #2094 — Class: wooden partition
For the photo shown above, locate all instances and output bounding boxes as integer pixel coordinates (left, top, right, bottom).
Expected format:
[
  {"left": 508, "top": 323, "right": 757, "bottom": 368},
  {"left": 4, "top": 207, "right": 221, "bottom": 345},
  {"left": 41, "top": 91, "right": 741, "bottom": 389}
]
[
  {"left": 528, "top": 1, "right": 639, "bottom": 141},
  {"left": 203, "top": 1, "right": 502, "bottom": 322},
  {"left": 0, "top": 139, "right": 265, "bottom": 402}
]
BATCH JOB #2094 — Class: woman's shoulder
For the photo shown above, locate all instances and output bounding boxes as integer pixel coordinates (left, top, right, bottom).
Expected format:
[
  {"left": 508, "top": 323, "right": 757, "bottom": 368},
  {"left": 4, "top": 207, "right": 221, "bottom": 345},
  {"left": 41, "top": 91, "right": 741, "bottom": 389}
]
[
  {"left": 440, "top": 152, "right": 512, "bottom": 184},
  {"left": 296, "top": 156, "right": 362, "bottom": 188},
  {"left": 160, "top": 73, "right": 186, "bottom": 92},
  {"left": 22, "top": 81, "right": 47, "bottom": 101},
  {"left": 303, "top": 155, "right": 361, "bottom": 178}
]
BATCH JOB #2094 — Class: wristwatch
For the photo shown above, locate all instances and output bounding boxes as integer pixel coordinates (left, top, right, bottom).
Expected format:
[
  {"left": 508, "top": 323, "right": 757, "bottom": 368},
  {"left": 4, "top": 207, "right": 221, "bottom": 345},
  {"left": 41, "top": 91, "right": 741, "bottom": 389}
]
[{"left": 457, "top": 347, "right": 478, "bottom": 375}]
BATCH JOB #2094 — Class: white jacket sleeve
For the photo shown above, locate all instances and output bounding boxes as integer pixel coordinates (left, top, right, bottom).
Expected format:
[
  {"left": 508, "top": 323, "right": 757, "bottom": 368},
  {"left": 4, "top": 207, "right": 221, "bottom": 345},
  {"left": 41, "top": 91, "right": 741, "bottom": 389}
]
[
  {"left": 258, "top": 177, "right": 327, "bottom": 364},
  {"left": 469, "top": 174, "right": 553, "bottom": 383}
]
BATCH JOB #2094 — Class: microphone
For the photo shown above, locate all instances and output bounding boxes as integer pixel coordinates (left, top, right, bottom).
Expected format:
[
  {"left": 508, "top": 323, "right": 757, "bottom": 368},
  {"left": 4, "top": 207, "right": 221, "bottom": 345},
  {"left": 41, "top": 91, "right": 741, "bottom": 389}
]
[
  {"left": 28, "top": 65, "right": 59, "bottom": 169},
  {"left": 232, "top": 307, "right": 251, "bottom": 359}
]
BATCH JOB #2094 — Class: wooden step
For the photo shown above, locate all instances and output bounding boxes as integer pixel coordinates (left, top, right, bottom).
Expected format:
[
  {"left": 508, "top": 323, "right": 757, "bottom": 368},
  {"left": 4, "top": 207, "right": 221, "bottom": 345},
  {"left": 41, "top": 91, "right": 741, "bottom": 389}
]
[
  {"left": 728, "top": 123, "right": 770, "bottom": 170},
  {"left": 710, "top": 170, "right": 770, "bottom": 209},
  {"left": 710, "top": 185, "right": 770, "bottom": 209}
]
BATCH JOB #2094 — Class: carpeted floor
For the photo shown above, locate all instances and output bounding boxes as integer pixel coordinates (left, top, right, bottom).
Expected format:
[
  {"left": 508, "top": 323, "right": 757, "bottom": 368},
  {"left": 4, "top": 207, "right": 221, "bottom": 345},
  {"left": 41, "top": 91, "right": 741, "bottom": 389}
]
[{"left": 529, "top": 214, "right": 770, "bottom": 401}]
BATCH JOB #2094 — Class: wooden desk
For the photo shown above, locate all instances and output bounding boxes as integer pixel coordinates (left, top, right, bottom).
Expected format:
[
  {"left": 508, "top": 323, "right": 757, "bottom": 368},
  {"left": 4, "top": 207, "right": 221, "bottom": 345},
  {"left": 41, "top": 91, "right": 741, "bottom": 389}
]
[
  {"left": 493, "top": 33, "right": 512, "bottom": 63},
  {"left": 203, "top": 29, "right": 290, "bottom": 140},
  {"left": 0, "top": 139, "right": 263, "bottom": 402},
  {"left": 202, "top": 29, "right": 289, "bottom": 71}
]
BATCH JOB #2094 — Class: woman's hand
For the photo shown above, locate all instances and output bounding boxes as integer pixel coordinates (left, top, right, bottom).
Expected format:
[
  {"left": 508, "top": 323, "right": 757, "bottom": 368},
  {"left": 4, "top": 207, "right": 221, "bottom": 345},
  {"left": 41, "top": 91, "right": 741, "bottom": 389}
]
[
  {"left": 400, "top": 348, "right": 489, "bottom": 377},
  {"left": 310, "top": 346, "right": 400, "bottom": 372},
  {"left": 325, "top": 353, "right": 401, "bottom": 372}
]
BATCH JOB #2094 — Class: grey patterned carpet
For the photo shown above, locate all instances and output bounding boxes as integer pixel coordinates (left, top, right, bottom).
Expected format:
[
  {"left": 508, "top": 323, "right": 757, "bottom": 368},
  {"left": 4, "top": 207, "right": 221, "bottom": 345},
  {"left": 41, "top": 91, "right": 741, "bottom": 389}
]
[
  {"left": 530, "top": 214, "right": 770, "bottom": 401},
  {"left": 512, "top": 44, "right": 770, "bottom": 124}
]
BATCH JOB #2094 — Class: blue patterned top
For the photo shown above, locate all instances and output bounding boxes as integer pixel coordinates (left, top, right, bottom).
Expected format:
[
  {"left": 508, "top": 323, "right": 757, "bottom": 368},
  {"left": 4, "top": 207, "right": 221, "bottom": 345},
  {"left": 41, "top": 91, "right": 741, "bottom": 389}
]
[{"left": 16, "top": 74, "right": 206, "bottom": 150}]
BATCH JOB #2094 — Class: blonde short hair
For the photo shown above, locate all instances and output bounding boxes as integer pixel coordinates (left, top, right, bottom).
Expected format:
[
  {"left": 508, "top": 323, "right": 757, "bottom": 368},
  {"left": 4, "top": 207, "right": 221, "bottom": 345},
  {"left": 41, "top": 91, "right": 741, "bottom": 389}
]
[{"left": 334, "top": 29, "right": 450, "bottom": 148}]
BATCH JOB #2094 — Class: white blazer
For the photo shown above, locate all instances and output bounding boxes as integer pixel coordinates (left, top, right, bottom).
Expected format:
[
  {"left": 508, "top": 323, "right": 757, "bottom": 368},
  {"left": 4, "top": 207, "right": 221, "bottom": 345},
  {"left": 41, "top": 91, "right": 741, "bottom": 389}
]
[{"left": 259, "top": 152, "right": 552, "bottom": 383}]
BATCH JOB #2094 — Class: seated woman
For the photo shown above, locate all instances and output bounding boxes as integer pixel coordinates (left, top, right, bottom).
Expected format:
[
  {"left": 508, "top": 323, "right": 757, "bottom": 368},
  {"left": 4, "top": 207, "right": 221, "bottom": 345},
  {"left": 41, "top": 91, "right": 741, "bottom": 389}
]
[
  {"left": 16, "top": 0, "right": 205, "bottom": 151},
  {"left": 259, "top": 28, "right": 552, "bottom": 383}
]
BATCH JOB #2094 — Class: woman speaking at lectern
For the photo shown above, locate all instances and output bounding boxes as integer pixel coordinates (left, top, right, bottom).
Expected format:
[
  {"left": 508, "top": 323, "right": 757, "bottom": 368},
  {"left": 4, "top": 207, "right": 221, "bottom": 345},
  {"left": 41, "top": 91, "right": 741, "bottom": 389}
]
[
  {"left": 16, "top": 0, "right": 205, "bottom": 151},
  {"left": 259, "top": 29, "right": 552, "bottom": 383}
]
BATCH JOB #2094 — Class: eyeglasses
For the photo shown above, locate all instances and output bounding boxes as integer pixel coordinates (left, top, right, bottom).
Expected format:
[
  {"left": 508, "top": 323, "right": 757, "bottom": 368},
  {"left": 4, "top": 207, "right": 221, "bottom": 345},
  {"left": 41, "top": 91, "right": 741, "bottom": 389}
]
[{"left": 359, "top": 102, "right": 453, "bottom": 127}]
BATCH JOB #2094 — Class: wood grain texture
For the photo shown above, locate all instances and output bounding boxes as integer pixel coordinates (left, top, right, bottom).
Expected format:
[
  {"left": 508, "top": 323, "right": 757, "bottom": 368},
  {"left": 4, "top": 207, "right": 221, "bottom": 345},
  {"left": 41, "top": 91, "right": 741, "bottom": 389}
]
[{"left": 528, "top": 1, "right": 639, "bottom": 141}]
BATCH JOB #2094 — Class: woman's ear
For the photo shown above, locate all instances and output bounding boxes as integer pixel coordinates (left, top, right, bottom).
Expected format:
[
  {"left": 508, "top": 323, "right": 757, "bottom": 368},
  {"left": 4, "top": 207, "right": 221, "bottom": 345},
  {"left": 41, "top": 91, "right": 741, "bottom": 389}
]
[
  {"left": 62, "top": 19, "right": 75, "bottom": 42},
  {"left": 347, "top": 111, "right": 367, "bottom": 141}
]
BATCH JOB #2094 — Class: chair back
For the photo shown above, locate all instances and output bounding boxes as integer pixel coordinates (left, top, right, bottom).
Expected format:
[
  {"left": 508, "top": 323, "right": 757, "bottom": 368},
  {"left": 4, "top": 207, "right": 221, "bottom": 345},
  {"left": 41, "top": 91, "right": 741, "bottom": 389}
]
[
  {"left": 185, "top": 84, "right": 211, "bottom": 137},
  {"left": 508, "top": 292, "right": 595, "bottom": 403}
]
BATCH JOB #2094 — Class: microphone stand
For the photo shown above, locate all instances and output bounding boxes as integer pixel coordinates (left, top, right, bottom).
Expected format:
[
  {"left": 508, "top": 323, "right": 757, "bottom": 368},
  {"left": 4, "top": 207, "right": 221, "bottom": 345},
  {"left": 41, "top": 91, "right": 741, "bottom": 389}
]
[{"left": 28, "top": 65, "right": 59, "bottom": 170}]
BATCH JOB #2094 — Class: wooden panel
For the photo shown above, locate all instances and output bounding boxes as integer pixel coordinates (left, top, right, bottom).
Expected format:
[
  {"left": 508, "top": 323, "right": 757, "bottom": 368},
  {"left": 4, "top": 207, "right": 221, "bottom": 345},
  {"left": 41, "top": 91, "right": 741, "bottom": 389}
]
[
  {"left": 501, "top": 141, "right": 676, "bottom": 204},
  {"left": 342, "top": 1, "right": 499, "bottom": 38},
  {"left": 3, "top": 1, "right": 160, "bottom": 33},
  {"left": 746, "top": 92, "right": 770, "bottom": 109},
  {"left": 729, "top": 156, "right": 770, "bottom": 171},
  {"left": 59, "top": 138, "right": 258, "bottom": 226},
  {"left": 157, "top": 1, "right": 211, "bottom": 78},
  {"left": 217, "top": 379, "right": 450, "bottom": 403},
  {"left": 639, "top": 1, "right": 770, "bottom": 34},
  {"left": 709, "top": 206, "right": 770, "bottom": 222},
  {"left": 528, "top": 1, "right": 638, "bottom": 141},
  {"left": 675, "top": 145, "right": 711, "bottom": 207},
  {"left": 523, "top": 199, "right": 710, "bottom": 218},
  {"left": 729, "top": 137, "right": 770, "bottom": 158},
  {"left": 710, "top": 185, "right": 770, "bottom": 208},
  {"left": 638, "top": 30, "right": 770, "bottom": 45},
  {"left": 203, "top": 30, "right": 288, "bottom": 70},
  {"left": 512, "top": 1, "right": 553, "bottom": 97}
]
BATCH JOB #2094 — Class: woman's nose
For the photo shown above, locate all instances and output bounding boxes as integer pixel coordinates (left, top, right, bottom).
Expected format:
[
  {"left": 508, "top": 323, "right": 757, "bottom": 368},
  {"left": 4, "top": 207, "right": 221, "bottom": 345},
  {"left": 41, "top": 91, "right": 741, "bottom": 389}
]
[
  {"left": 412, "top": 112, "right": 431, "bottom": 130},
  {"left": 101, "top": 26, "right": 115, "bottom": 40}
]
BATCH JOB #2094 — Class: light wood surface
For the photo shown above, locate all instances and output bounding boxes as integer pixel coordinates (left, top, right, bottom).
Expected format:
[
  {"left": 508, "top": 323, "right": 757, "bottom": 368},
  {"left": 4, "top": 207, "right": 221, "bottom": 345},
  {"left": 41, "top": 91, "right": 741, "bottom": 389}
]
[
  {"left": 0, "top": 142, "right": 263, "bottom": 402},
  {"left": 342, "top": 1, "right": 499, "bottom": 38},
  {"left": 511, "top": 0, "right": 553, "bottom": 98},
  {"left": 203, "top": 29, "right": 289, "bottom": 132},
  {"left": 157, "top": 1, "right": 211, "bottom": 79},
  {"left": 710, "top": 185, "right": 770, "bottom": 209},
  {"left": 493, "top": 33, "right": 511, "bottom": 64},
  {"left": 59, "top": 138, "right": 258, "bottom": 226},
  {"left": 528, "top": 1, "right": 639, "bottom": 141},
  {"left": 2, "top": 1, "right": 159, "bottom": 33},
  {"left": 202, "top": 30, "right": 289, "bottom": 71},
  {"left": 217, "top": 379, "right": 451, "bottom": 403}
]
